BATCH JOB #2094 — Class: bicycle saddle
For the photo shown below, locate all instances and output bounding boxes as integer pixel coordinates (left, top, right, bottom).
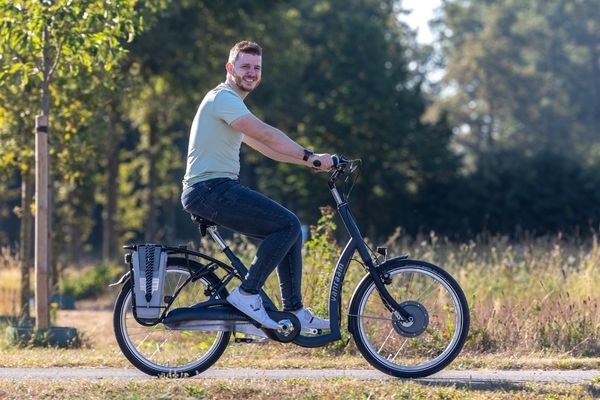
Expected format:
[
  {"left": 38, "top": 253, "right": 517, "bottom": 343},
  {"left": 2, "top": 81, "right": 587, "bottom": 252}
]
[
  {"left": 190, "top": 214, "right": 217, "bottom": 227},
  {"left": 190, "top": 214, "right": 219, "bottom": 237}
]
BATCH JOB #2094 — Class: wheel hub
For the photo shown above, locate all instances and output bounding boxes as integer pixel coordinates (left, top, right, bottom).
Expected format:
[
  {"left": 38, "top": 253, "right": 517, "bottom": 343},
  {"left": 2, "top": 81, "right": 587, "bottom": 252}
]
[{"left": 391, "top": 301, "right": 429, "bottom": 337}]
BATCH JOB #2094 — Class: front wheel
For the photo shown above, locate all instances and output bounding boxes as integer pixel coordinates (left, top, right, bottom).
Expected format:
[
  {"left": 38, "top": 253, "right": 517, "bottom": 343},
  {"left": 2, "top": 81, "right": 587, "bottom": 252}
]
[
  {"left": 348, "top": 259, "right": 469, "bottom": 378},
  {"left": 113, "top": 257, "right": 231, "bottom": 377}
]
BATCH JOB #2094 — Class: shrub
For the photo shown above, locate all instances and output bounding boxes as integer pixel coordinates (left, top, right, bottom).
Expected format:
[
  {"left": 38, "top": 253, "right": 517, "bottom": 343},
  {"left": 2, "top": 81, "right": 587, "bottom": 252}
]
[{"left": 59, "top": 262, "right": 124, "bottom": 300}]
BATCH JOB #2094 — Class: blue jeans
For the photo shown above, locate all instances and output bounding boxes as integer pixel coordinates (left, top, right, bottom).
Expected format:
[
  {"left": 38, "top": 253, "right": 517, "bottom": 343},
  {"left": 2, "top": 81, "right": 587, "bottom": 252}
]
[{"left": 181, "top": 178, "right": 304, "bottom": 311}]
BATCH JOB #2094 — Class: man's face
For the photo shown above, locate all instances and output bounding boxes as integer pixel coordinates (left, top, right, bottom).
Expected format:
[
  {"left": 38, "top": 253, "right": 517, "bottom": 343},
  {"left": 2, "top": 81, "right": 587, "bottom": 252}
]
[{"left": 228, "top": 52, "right": 262, "bottom": 93}]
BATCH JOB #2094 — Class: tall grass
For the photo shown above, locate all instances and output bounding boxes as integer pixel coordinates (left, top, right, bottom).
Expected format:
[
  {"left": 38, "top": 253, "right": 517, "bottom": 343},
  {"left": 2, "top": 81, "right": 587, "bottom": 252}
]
[
  {"left": 0, "top": 247, "right": 22, "bottom": 315},
  {"left": 2, "top": 210, "right": 599, "bottom": 356},
  {"left": 382, "top": 229, "right": 600, "bottom": 356},
  {"left": 261, "top": 209, "right": 599, "bottom": 356}
]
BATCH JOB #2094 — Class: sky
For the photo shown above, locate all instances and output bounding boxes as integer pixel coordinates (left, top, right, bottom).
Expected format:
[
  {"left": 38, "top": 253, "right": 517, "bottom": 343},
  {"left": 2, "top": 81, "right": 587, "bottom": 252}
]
[{"left": 399, "top": 0, "right": 442, "bottom": 44}]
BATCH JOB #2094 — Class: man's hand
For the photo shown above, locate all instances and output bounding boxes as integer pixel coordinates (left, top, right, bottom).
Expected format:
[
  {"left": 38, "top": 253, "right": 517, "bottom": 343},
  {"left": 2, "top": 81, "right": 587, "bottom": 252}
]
[{"left": 310, "top": 153, "right": 334, "bottom": 171}]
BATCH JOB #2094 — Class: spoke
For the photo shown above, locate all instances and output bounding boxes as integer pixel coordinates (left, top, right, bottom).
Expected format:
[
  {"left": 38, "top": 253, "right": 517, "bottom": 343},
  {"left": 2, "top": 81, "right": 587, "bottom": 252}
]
[
  {"left": 350, "top": 313, "right": 393, "bottom": 322},
  {"left": 148, "top": 337, "right": 170, "bottom": 359},
  {"left": 389, "top": 337, "right": 408, "bottom": 362},
  {"left": 134, "top": 332, "right": 152, "bottom": 350},
  {"left": 415, "top": 280, "right": 440, "bottom": 303},
  {"left": 377, "top": 328, "right": 395, "bottom": 354},
  {"left": 168, "top": 273, "right": 186, "bottom": 296},
  {"left": 400, "top": 271, "right": 415, "bottom": 295}
]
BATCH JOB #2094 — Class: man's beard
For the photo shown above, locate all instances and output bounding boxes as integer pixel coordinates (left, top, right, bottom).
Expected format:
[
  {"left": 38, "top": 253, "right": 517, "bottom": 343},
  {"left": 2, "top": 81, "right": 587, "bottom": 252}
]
[{"left": 233, "top": 73, "right": 260, "bottom": 93}]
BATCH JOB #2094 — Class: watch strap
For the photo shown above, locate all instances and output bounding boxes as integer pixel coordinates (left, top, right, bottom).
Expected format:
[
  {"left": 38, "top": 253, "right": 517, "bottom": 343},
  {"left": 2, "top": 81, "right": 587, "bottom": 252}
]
[{"left": 302, "top": 148, "right": 314, "bottom": 161}]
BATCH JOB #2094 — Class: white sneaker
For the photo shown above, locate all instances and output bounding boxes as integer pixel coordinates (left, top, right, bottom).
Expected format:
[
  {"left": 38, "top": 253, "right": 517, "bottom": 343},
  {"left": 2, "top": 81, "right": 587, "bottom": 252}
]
[
  {"left": 227, "top": 287, "right": 280, "bottom": 330},
  {"left": 293, "top": 308, "right": 329, "bottom": 331}
]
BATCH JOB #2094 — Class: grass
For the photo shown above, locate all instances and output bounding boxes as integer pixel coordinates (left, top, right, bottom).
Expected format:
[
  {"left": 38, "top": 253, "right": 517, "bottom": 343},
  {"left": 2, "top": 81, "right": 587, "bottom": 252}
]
[
  {"left": 379, "top": 228, "right": 600, "bottom": 356},
  {"left": 2, "top": 208, "right": 599, "bottom": 356},
  {"left": 1, "top": 307, "right": 599, "bottom": 370},
  {"left": 1, "top": 216, "right": 600, "bottom": 398},
  {"left": 0, "top": 378, "right": 599, "bottom": 400}
]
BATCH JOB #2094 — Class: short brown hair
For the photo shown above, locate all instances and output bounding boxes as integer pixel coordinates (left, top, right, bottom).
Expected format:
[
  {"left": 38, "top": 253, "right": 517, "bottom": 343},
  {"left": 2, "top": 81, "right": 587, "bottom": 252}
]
[{"left": 228, "top": 41, "right": 262, "bottom": 63}]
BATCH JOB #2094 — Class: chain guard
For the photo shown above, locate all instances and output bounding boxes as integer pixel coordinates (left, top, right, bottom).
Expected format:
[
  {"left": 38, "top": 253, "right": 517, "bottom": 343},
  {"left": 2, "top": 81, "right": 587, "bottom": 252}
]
[{"left": 265, "top": 310, "right": 301, "bottom": 343}]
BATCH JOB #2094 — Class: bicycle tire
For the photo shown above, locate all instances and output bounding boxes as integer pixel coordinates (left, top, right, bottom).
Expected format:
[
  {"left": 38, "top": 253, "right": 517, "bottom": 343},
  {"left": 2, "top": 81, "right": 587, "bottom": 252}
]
[
  {"left": 113, "top": 257, "right": 231, "bottom": 377},
  {"left": 348, "top": 258, "right": 469, "bottom": 378}
]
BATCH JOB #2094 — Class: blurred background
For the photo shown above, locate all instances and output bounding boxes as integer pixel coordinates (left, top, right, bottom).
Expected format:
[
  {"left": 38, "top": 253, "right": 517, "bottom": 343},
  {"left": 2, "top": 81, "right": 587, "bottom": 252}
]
[{"left": 1, "top": 0, "right": 599, "bottom": 294}]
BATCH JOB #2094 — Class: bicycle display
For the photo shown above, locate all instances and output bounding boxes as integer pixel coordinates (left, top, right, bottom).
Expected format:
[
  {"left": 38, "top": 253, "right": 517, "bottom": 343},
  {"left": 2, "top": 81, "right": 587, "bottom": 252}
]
[{"left": 112, "top": 156, "right": 470, "bottom": 378}]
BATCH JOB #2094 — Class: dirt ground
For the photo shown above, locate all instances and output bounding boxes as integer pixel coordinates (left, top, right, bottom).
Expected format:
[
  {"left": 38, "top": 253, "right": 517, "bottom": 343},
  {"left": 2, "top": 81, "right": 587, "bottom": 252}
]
[{"left": 54, "top": 294, "right": 117, "bottom": 349}]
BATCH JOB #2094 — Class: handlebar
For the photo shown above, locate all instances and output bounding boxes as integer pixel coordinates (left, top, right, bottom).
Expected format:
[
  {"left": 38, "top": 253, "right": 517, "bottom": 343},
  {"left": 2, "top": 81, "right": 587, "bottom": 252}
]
[
  {"left": 332, "top": 155, "right": 358, "bottom": 171},
  {"left": 313, "top": 154, "right": 360, "bottom": 173},
  {"left": 312, "top": 155, "right": 359, "bottom": 170},
  {"left": 310, "top": 154, "right": 361, "bottom": 192}
]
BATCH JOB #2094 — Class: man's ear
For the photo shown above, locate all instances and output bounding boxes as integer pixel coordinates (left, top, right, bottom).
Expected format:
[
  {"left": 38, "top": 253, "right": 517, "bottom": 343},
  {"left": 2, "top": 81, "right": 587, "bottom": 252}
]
[{"left": 225, "top": 62, "right": 234, "bottom": 74}]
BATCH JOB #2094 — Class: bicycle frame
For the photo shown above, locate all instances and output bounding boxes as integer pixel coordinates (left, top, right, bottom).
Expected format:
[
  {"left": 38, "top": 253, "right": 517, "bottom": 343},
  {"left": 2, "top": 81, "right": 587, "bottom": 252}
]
[
  {"left": 196, "top": 168, "right": 410, "bottom": 347},
  {"left": 291, "top": 177, "right": 410, "bottom": 347},
  {"left": 114, "top": 158, "right": 470, "bottom": 378}
]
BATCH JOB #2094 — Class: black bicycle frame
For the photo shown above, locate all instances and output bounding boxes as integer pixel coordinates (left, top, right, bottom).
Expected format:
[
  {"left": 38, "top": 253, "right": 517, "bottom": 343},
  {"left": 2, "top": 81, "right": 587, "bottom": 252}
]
[{"left": 290, "top": 180, "right": 410, "bottom": 347}]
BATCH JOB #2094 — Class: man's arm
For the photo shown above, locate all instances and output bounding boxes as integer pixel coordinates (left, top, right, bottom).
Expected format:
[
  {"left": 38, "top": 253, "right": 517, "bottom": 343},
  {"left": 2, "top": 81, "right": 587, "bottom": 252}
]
[
  {"left": 231, "top": 113, "right": 306, "bottom": 160},
  {"left": 243, "top": 135, "right": 307, "bottom": 165},
  {"left": 231, "top": 113, "right": 333, "bottom": 170}
]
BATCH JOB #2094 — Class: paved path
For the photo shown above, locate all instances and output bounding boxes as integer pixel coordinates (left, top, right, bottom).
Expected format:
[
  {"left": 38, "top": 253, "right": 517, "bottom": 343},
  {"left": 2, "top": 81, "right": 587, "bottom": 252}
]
[{"left": 0, "top": 368, "right": 598, "bottom": 386}]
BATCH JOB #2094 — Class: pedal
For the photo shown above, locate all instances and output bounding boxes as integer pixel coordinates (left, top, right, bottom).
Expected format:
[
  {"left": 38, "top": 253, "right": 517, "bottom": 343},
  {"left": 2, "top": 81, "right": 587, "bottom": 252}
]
[
  {"left": 234, "top": 337, "right": 268, "bottom": 344},
  {"left": 234, "top": 337, "right": 255, "bottom": 343},
  {"left": 277, "top": 319, "right": 295, "bottom": 335}
]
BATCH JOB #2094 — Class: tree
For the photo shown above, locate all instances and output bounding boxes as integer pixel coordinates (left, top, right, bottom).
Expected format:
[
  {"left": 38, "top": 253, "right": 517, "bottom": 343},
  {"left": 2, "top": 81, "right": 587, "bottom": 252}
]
[
  {"left": 114, "top": 0, "right": 282, "bottom": 245},
  {"left": 0, "top": 0, "right": 145, "bottom": 328},
  {"left": 435, "top": 0, "right": 600, "bottom": 159},
  {"left": 0, "top": 87, "right": 36, "bottom": 318},
  {"left": 424, "top": 0, "right": 600, "bottom": 235},
  {"left": 240, "top": 0, "right": 458, "bottom": 237}
]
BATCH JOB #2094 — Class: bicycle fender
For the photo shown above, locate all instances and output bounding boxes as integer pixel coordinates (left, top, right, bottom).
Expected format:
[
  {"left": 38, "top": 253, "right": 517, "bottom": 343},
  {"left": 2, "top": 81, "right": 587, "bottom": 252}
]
[{"left": 108, "top": 271, "right": 131, "bottom": 287}]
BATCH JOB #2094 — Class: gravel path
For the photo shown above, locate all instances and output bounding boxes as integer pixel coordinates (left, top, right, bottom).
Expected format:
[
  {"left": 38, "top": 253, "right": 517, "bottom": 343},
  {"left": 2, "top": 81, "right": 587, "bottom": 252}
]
[{"left": 0, "top": 367, "right": 598, "bottom": 386}]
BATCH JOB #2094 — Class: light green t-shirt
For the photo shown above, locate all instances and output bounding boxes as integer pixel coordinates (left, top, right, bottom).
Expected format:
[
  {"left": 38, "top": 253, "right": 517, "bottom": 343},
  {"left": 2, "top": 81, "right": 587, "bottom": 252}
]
[{"left": 183, "top": 83, "right": 251, "bottom": 187}]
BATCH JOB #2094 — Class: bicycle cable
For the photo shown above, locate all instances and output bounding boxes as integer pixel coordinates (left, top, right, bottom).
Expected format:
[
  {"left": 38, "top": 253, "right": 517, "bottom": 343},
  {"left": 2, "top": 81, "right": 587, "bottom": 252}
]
[
  {"left": 342, "top": 159, "right": 362, "bottom": 201},
  {"left": 351, "top": 257, "right": 370, "bottom": 273}
]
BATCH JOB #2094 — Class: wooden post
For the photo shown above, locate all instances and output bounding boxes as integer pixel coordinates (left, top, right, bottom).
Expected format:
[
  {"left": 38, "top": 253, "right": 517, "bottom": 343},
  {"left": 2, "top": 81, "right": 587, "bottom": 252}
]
[{"left": 35, "top": 115, "right": 50, "bottom": 329}]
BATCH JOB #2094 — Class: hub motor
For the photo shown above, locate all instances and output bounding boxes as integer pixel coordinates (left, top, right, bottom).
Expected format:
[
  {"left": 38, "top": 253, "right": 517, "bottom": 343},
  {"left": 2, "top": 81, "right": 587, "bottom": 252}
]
[{"left": 391, "top": 301, "right": 429, "bottom": 337}]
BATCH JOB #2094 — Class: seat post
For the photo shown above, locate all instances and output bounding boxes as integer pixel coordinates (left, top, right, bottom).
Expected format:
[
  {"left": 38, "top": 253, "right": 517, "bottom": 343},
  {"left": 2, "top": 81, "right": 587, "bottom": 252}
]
[
  {"left": 206, "top": 226, "right": 249, "bottom": 277},
  {"left": 206, "top": 226, "right": 227, "bottom": 250}
]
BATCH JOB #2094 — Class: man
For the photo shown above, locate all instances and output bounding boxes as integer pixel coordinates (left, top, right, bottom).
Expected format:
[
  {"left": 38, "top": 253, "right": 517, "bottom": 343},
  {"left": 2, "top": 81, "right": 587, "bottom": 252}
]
[{"left": 181, "top": 41, "right": 334, "bottom": 330}]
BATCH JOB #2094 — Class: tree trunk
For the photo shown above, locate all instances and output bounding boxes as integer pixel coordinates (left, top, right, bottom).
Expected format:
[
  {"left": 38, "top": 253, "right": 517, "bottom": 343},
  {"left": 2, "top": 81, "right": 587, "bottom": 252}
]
[
  {"left": 35, "top": 23, "right": 52, "bottom": 329},
  {"left": 19, "top": 170, "right": 34, "bottom": 319},
  {"left": 103, "top": 143, "right": 119, "bottom": 260}
]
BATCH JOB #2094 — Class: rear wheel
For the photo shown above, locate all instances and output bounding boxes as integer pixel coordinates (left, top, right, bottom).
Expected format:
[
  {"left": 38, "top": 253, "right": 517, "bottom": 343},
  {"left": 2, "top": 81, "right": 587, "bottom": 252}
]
[
  {"left": 349, "top": 259, "right": 469, "bottom": 378},
  {"left": 113, "top": 257, "right": 230, "bottom": 377}
]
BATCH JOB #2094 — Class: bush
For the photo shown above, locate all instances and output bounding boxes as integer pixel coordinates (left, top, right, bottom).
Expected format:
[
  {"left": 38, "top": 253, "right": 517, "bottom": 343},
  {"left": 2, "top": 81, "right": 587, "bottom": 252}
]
[{"left": 60, "top": 262, "right": 124, "bottom": 300}]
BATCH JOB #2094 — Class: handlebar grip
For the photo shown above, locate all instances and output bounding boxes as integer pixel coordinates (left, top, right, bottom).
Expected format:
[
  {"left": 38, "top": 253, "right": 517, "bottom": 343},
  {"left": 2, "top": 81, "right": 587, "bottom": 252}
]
[{"left": 332, "top": 155, "right": 340, "bottom": 167}]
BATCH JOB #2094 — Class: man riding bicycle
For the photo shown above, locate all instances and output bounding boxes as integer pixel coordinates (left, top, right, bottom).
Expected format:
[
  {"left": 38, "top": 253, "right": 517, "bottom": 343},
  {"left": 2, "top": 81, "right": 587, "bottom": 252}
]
[{"left": 181, "top": 41, "right": 333, "bottom": 330}]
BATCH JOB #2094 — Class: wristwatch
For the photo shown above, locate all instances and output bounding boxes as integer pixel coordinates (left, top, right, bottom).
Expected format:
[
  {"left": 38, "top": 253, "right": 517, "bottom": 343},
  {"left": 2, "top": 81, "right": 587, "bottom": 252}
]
[{"left": 303, "top": 148, "right": 314, "bottom": 161}]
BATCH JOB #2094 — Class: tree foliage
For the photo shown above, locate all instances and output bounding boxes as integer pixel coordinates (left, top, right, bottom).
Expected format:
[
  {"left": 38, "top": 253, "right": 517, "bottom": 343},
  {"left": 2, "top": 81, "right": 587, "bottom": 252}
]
[
  {"left": 0, "top": 0, "right": 155, "bottom": 263},
  {"left": 423, "top": 0, "right": 600, "bottom": 236},
  {"left": 435, "top": 0, "right": 600, "bottom": 158},
  {"left": 2, "top": 0, "right": 600, "bottom": 263}
]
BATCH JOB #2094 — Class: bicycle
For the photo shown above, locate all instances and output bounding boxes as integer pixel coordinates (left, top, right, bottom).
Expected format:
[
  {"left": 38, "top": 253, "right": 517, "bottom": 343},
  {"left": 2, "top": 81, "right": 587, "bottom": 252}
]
[{"left": 111, "top": 156, "right": 470, "bottom": 378}]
